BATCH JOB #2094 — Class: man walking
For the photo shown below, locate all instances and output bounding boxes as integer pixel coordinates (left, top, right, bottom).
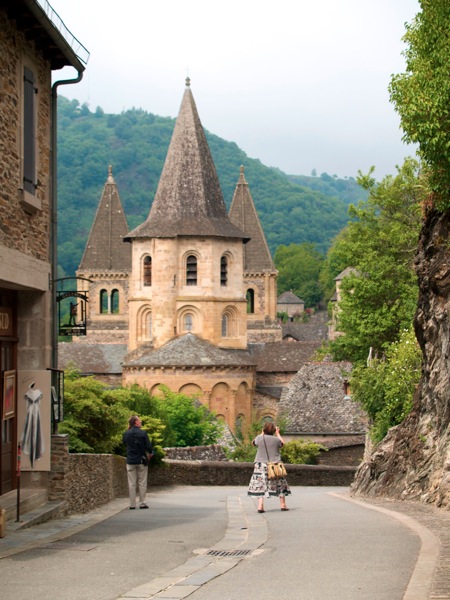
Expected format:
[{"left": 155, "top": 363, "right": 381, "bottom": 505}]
[{"left": 123, "top": 415, "right": 153, "bottom": 509}]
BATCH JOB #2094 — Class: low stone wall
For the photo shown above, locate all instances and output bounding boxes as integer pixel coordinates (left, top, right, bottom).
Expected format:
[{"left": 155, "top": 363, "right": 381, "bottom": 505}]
[
  {"left": 49, "top": 434, "right": 128, "bottom": 516},
  {"left": 149, "top": 460, "right": 356, "bottom": 487},
  {"left": 163, "top": 445, "right": 228, "bottom": 461}
]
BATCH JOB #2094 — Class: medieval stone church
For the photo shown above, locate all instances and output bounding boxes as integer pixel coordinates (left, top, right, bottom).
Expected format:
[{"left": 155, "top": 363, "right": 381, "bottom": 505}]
[
  {"left": 60, "top": 80, "right": 367, "bottom": 446},
  {"left": 64, "top": 79, "right": 284, "bottom": 432}
]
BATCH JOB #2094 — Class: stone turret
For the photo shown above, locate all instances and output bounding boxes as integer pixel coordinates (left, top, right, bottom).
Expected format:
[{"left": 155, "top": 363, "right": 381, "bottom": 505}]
[
  {"left": 76, "top": 165, "right": 131, "bottom": 343},
  {"left": 124, "top": 79, "right": 249, "bottom": 352},
  {"left": 229, "top": 166, "right": 281, "bottom": 342}
]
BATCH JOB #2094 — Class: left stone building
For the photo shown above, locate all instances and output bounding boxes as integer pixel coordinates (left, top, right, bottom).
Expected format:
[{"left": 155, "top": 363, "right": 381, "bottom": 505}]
[{"left": 0, "top": 1, "right": 87, "bottom": 496}]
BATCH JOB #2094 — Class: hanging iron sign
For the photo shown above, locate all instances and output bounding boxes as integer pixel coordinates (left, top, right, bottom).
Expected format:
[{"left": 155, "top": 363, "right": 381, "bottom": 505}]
[{"left": 57, "top": 290, "right": 88, "bottom": 336}]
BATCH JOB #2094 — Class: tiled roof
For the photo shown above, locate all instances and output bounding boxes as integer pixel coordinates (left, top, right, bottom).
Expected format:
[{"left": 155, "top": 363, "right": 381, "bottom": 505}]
[
  {"left": 58, "top": 343, "right": 127, "bottom": 374},
  {"left": 123, "top": 333, "right": 255, "bottom": 368},
  {"left": 228, "top": 166, "right": 275, "bottom": 272},
  {"left": 279, "top": 362, "right": 368, "bottom": 434},
  {"left": 125, "top": 81, "right": 247, "bottom": 241},
  {"left": 78, "top": 166, "right": 131, "bottom": 271},
  {"left": 249, "top": 341, "right": 321, "bottom": 372}
]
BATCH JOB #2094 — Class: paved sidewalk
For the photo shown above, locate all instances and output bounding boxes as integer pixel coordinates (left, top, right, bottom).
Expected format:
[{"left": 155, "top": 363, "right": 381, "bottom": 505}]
[{"left": 0, "top": 486, "right": 448, "bottom": 600}]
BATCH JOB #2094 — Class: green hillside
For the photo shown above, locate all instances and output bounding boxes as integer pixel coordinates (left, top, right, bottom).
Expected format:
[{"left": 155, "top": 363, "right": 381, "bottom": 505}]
[{"left": 57, "top": 96, "right": 367, "bottom": 276}]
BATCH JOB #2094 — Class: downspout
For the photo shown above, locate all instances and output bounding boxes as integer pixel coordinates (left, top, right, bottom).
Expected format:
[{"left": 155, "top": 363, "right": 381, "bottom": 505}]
[{"left": 50, "top": 70, "right": 83, "bottom": 430}]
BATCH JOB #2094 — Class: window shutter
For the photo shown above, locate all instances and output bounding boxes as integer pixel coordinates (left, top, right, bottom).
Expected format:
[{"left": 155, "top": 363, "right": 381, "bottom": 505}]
[{"left": 23, "top": 67, "right": 36, "bottom": 195}]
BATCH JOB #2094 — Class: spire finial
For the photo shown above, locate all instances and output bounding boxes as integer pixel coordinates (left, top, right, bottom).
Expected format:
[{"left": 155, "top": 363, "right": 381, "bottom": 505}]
[
  {"left": 185, "top": 76, "right": 191, "bottom": 87},
  {"left": 240, "top": 165, "right": 245, "bottom": 174},
  {"left": 107, "top": 164, "right": 115, "bottom": 183}
]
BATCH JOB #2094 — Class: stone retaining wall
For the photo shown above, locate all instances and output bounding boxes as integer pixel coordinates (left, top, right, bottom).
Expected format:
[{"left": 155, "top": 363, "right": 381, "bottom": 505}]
[
  {"left": 50, "top": 435, "right": 128, "bottom": 516},
  {"left": 149, "top": 460, "right": 356, "bottom": 487},
  {"left": 163, "top": 445, "right": 228, "bottom": 461}
]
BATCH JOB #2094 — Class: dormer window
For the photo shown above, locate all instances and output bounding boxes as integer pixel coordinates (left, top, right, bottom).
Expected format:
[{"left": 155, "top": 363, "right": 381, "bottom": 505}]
[{"left": 186, "top": 255, "right": 197, "bottom": 286}]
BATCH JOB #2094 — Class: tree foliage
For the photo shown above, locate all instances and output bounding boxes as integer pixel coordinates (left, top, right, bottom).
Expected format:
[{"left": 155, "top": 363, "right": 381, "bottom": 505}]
[
  {"left": 274, "top": 242, "right": 325, "bottom": 308},
  {"left": 56, "top": 96, "right": 365, "bottom": 277},
  {"left": 153, "top": 386, "right": 223, "bottom": 447},
  {"left": 389, "top": 0, "right": 450, "bottom": 210},
  {"left": 325, "top": 159, "right": 425, "bottom": 363},
  {"left": 58, "top": 373, "right": 221, "bottom": 457},
  {"left": 350, "top": 328, "right": 422, "bottom": 443}
]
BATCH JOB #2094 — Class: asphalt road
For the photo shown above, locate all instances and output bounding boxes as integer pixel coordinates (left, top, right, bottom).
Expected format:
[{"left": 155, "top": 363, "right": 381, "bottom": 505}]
[{"left": 0, "top": 486, "right": 423, "bottom": 600}]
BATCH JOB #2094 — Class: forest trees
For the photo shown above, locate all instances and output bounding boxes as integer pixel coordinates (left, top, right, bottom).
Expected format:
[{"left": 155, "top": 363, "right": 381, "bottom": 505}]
[
  {"left": 326, "top": 159, "right": 425, "bottom": 364},
  {"left": 274, "top": 242, "right": 324, "bottom": 308},
  {"left": 352, "top": 1, "right": 450, "bottom": 503},
  {"left": 323, "top": 159, "right": 426, "bottom": 441}
]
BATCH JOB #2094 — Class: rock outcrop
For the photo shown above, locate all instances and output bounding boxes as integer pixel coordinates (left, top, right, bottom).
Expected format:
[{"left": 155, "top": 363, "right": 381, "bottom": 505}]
[{"left": 352, "top": 208, "right": 450, "bottom": 509}]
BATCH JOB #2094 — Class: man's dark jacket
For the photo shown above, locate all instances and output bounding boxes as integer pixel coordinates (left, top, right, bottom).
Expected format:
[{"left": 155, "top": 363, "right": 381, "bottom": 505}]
[{"left": 123, "top": 426, "right": 153, "bottom": 465}]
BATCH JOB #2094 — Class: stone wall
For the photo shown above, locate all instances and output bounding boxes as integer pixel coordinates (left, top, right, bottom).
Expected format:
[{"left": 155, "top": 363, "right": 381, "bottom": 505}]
[
  {"left": 163, "top": 445, "right": 228, "bottom": 461},
  {"left": 149, "top": 460, "right": 356, "bottom": 487},
  {"left": 49, "top": 435, "right": 127, "bottom": 516}
]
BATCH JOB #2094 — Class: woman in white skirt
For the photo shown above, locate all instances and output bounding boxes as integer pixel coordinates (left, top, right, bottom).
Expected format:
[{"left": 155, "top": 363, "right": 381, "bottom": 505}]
[{"left": 248, "top": 421, "right": 291, "bottom": 513}]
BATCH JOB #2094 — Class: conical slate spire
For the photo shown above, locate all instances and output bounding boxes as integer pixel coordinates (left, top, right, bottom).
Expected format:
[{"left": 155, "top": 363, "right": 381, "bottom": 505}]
[
  {"left": 79, "top": 165, "right": 131, "bottom": 270},
  {"left": 228, "top": 166, "right": 275, "bottom": 271},
  {"left": 125, "top": 80, "right": 247, "bottom": 240}
]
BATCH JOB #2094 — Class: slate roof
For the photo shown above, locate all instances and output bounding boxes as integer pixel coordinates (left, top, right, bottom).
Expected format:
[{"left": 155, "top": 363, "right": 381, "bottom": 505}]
[
  {"left": 228, "top": 166, "right": 275, "bottom": 272},
  {"left": 279, "top": 362, "right": 368, "bottom": 434},
  {"left": 78, "top": 166, "right": 131, "bottom": 271},
  {"left": 123, "top": 333, "right": 255, "bottom": 368},
  {"left": 249, "top": 341, "right": 321, "bottom": 372},
  {"left": 277, "top": 291, "right": 304, "bottom": 305},
  {"left": 282, "top": 311, "right": 329, "bottom": 341},
  {"left": 125, "top": 80, "right": 247, "bottom": 242},
  {"left": 335, "top": 267, "right": 358, "bottom": 281},
  {"left": 58, "top": 343, "right": 127, "bottom": 374}
]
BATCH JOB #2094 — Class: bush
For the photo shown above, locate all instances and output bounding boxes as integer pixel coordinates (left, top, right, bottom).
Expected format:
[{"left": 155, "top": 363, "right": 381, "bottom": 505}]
[{"left": 281, "top": 440, "right": 326, "bottom": 464}]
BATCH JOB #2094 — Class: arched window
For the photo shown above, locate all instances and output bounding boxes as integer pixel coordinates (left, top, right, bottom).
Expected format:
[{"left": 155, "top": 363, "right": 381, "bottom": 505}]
[
  {"left": 143, "top": 256, "right": 152, "bottom": 286},
  {"left": 184, "top": 313, "right": 193, "bottom": 332},
  {"left": 111, "top": 289, "right": 119, "bottom": 314},
  {"left": 100, "top": 289, "right": 108, "bottom": 314},
  {"left": 186, "top": 255, "right": 197, "bottom": 286},
  {"left": 221, "top": 314, "right": 229, "bottom": 337},
  {"left": 220, "top": 255, "right": 228, "bottom": 286},
  {"left": 246, "top": 289, "right": 255, "bottom": 314}
]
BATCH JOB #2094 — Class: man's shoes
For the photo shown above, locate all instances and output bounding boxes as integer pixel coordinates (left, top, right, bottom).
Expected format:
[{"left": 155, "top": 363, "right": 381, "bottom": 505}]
[
  {"left": 258, "top": 509, "right": 265, "bottom": 513},
  {"left": 140, "top": 503, "right": 149, "bottom": 509},
  {"left": 281, "top": 507, "right": 289, "bottom": 511},
  {"left": 129, "top": 507, "right": 136, "bottom": 510}
]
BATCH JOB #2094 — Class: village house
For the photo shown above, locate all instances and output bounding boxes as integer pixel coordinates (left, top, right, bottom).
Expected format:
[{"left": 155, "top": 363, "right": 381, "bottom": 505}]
[{"left": 0, "top": 0, "right": 87, "bottom": 497}]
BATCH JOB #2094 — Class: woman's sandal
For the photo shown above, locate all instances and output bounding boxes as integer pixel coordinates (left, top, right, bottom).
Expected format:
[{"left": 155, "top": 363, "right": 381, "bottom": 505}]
[
  {"left": 281, "top": 507, "right": 289, "bottom": 511},
  {"left": 258, "top": 509, "right": 265, "bottom": 513}
]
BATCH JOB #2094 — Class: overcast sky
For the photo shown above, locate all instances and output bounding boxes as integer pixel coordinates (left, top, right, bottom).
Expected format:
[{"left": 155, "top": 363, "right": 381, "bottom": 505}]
[{"left": 50, "top": 0, "right": 419, "bottom": 180}]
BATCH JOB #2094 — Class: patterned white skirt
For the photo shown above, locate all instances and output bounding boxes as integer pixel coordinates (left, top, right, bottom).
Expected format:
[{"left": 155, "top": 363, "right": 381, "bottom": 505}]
[{"left": 247, "top": 462, "right": 291, "bottom": 498}]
